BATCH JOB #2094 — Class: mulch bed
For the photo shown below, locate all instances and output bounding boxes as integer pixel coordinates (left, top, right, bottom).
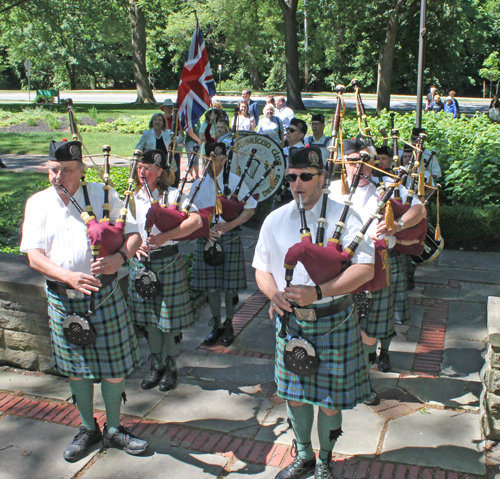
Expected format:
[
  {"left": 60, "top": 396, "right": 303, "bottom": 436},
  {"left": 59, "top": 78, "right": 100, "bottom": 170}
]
[{"left": 0, "top": 116, "right": 104, "bottom": 134}]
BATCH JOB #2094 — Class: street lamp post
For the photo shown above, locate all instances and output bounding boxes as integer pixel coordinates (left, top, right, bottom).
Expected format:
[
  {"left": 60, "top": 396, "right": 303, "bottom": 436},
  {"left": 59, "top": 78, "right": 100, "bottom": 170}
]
[{"left": 415, "top": 0, "right": 427, "bottom": 129}]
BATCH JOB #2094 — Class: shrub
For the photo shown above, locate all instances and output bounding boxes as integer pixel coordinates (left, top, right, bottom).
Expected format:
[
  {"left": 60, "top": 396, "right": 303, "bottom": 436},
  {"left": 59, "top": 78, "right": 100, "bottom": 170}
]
[
  {"left": 340, "top": 110, "right": 500, "bottom": 207},
  {"left": 85, "top": 166, "right": 131, "bottom": 198},
  {"left": 34, "top": 94, "right": 54, "bottom": 104}
]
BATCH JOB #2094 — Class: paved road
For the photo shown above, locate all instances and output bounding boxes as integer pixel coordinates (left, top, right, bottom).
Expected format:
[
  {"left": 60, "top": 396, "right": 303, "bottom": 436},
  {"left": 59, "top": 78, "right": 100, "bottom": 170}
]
[{"left": 0, "top": 90, "right": 490, "bottom": 114}]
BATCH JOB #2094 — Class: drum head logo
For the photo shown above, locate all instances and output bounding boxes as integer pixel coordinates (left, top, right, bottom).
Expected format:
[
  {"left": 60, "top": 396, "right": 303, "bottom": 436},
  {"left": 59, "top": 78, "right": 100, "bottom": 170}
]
[
  {"left": 69, "top": 145, "right": 81, "bottom": 158},
  {"left": 308, "top": 150, "right": 319, "bottom": 166},
  {"left": 153, "top": 153, "right": 162, "bottom": 166}
]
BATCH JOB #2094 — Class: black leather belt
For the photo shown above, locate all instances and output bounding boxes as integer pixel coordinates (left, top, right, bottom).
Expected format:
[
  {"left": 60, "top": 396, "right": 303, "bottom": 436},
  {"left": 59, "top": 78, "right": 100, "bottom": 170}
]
[
  {"left": 293, "top": 294, "right": 354, "bottom": 321},
  {"left": 149, "top": 244, "right": 179, "bottom": 261},
  {"left": 47, "top": 273, "right": 117, "bottom": 297}
]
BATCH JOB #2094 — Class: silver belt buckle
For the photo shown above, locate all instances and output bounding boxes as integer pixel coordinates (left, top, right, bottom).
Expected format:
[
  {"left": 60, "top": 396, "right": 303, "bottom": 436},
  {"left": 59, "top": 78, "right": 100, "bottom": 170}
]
[
  {"left": 67, "top": 289, "right": 85, "bottom": 300},
  {"left": 294, "top": 308, "right": 317, "bottom": 322}
]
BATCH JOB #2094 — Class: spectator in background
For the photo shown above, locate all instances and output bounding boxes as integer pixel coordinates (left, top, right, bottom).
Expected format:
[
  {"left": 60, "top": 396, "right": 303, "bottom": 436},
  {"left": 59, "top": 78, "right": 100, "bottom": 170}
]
[
  {"left": 257, "top": 103, "right": 284, "bottom": 145},
  {"left": 449, "top": 91, "right": 460, "bottom": 118},
  {"left": 232, "top": 100, "right": 255, "bottom": 131},
  {"left": 444, "top": 97, "right": 458, "bottom": 118},
  {"left": 428, "top": 94, "right": 444, "bottom": 113},
  {"left": 266, "top": 95, "right": 276, "bottom": 107},
  {"left": 425, "top": 86, "right": 437, "bottom": 111},
  {"left": 212, "top": 99, "right": 229, "bottom": 122},
  {"left": 242, "top": 89, "right": 259, "bottom": 124},
  {"left": 275, "top": 96, "right": 295, "bottom": 130},
  {"left": 489, "top": 94, "right": 500, "bottom": 122},
  {"left": 160, "top": 99, "right": 183, "bottom": 187}
]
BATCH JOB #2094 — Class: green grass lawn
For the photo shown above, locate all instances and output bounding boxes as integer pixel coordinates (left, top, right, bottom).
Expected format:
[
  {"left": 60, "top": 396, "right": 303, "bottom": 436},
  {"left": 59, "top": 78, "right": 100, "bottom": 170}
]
[
  {"left": 0, "top": 131, "right": 140, "bottom": 156},
  {"left": 0, "top": 170, "right": 49, "bottom": 196}
]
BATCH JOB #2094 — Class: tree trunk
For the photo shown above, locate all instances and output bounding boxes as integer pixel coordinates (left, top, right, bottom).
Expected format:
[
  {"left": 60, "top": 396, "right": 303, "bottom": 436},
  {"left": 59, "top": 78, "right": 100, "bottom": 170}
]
[
  {"left": 249, "top": 63, "right": 261, "bottom": 90},
  {"left": 376, "top": 0, "right": 404, "bottom": 114},
  {"left": 128, "top": 0, "right": 156, "bottom": 104},
  {"left": 277, "top": 0, "right": 306, "bottom": 111}
]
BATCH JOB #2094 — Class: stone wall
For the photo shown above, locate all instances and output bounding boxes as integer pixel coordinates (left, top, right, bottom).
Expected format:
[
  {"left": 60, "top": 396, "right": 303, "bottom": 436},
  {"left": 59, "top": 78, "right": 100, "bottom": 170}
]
[
  {"left": 0, "top": 252, "right": 55, "bottom": 373},
  {"left": 0, "top": 252, "right": 128, "bottom": 376},
  {"left": 481, "top": 296, "right": 500, "bottom": 439}
]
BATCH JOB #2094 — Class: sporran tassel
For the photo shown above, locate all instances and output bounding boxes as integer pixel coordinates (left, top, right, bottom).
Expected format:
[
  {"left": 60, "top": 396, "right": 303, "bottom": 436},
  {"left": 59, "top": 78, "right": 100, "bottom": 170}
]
[
  {"left": 341, "top": 167, "right": 349, "bottom": 195},
  {"left": 435, "top": 189, "right": 441, "bottom": 241},
  {"left": 215, "top": 195, "right": 223, "bottom": 215},
  {"left": 418, "top": 162, "right": 426, "bottom": 198},
  {"left": 385, "top": 199, "right": 395, "bottom": 230}
]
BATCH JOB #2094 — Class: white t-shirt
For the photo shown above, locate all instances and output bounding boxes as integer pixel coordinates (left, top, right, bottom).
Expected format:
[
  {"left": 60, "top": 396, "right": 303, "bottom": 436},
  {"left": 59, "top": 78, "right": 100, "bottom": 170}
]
[
  {"left": 257, "top": 117, "right": 283, "bottom": 143},
  {"left": 21, "top": 183, "right": 137, "bottom": 275}
]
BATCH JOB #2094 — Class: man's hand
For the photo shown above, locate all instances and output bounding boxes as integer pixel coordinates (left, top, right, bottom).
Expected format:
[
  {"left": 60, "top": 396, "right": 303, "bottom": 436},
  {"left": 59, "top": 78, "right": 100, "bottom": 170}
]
[
  {"left": 66, "top": 272, "right": 101, "bottom": 295},
  {"left": 376, "top": 219, "right": 400, "bottom": 238},
  {"left": 136, "top": 242, "right": 151, "bottom": 259},
  {"left": 269, "top": 291, "right": 292, "bottom": 319},
  {"left": 213, "top": 222, "right": 233, "bottom": 235},
  {"left": 90, "top": 253, "right": 124, "bottom": 276},
  {"left": 284, "top": 284, "right": 317, "bottom": 307}
]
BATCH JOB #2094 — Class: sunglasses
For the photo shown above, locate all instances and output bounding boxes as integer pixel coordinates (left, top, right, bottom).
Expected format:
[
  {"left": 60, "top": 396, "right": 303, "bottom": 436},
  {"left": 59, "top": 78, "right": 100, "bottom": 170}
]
[
  {"left": 285, "top": 172, "right": 321, "bottom": 182},
  {"left": 286, "top": 127, "right": 299, "bottom": 133}
]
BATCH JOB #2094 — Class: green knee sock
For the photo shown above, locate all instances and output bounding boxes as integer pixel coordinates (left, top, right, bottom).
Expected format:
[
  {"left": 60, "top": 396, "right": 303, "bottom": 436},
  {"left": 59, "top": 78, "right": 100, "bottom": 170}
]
[
  {"left": 163, "top": 332, "right": 181, "bottom": 371},
  {"left": 317, "top": 409, "right": 342, "bottom": 463},
  {"left": 145, "top": 325, "right": 164, "bottom": 368},
  {"left": 224, "top": 291, "right": 237, "bottom": 322},
  {"left": 101, "top": 379, "right": 125, "bottom": 433},
  {"left": 287, "top": 402, "right": 315, "bottom": 461},
  {"left": 363, "top": 342, "right": 377, "bottom": 368},
  {"left": 380, "top": 337, "right": 392, "bottom": 351},
  {"left": 69, "top": 378, "right": 95, "bottom": 430},
  {"left": 207, "top": 291, "right": 222, "bottom": 319}
]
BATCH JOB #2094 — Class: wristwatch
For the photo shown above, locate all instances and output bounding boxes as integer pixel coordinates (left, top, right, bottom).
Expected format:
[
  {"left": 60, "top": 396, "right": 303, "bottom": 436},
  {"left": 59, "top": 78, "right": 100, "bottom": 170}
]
[{"left": 397, "top": 218, "right": 405, "bottom": 231}]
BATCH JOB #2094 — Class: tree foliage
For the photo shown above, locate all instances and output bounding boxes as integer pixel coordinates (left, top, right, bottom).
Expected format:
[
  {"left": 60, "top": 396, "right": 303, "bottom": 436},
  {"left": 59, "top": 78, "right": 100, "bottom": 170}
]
[{"left": 0, "top": 0, "right": 500, "bottom": 97}]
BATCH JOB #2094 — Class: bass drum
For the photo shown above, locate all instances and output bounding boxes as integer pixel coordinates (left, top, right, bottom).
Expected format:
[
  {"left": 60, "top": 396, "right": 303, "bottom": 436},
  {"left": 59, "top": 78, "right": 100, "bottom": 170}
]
[
  {"left": 219, "top": 132, "right": 285, "bottom": 203},
  {"left": 410, "top": 224, "right": 444, "bottom": 264}
]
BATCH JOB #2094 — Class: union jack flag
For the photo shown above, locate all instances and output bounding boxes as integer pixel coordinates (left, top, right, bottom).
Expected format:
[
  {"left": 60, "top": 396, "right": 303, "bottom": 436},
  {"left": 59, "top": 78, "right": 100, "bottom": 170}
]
[{"left": 177, "top": 21, "right": 216, "bottom": 132}]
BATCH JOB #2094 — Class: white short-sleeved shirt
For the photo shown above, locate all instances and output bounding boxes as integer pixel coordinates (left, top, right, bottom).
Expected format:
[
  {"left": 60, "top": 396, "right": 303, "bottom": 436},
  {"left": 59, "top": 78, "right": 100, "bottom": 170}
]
[
  {"left": 134, "top": 186, "right": 198, "bottom": 245},
  {"left": 398, "top": 148, "right": 441, "bottom": 185},
  {"left": 20, "top": 183, "right": 137, "bottom": 275},
  {"left": 257, "top": 117, "right": 282, "bottom": 143},
  {"left": 232, "top": 115, "right": 255, "bottom": 132},
  {"left": 276, "top": 107, "right": 295, "bottom": 129},
  {"left": 252, "top": 196, "right": 374, "bottom": 293},
  {"left": 190, "top": 171, "right": 258, "bottom": 224},
  {"left": 329, "top": 177, "right": 422, "bottom": 248}
]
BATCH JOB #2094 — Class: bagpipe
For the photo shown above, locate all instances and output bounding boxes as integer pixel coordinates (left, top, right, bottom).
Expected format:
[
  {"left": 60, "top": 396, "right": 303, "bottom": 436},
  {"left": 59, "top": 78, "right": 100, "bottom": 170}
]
[
  {"left": 63, "top": 99, "right": 134, "bottom": 260},
  {"left": 283, "top": 84, "right": 390, "bottom": 296},
  {"left": 143, "top": 147, "right": 213, "bottom": 241}
]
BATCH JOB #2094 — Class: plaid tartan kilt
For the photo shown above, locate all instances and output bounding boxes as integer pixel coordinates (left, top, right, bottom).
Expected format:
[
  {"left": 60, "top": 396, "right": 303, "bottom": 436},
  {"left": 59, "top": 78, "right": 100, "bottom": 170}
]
[
  {"left": 391, "top": 255, "right": 411, "bottom": 324},
  {"left": 359, "top": 287, "right": 395, "bottom": 339},
  {"left": 191, "top": 228, "right": 247, "bottom": 292},
  {"left": 127, "top": 254, "right": 194, "bottom": 333},
  {"left": 46, "top": 280, "right": 143, "bottom": 379},
  {"left": 275, "top": 303, "right": 370, "bottom": 410}
]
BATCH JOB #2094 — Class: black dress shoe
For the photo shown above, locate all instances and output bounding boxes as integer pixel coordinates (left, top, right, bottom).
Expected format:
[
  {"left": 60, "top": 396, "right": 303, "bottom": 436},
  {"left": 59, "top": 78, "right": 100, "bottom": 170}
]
[
  {"left": 204, "top": 318, "right": 223, "bottom": 345},
  {"left": 102, "top": 423, "right": 148, "bottom": 455},
  {"left": 159, "top": 368, "right": 178, "bottom": 392},
  {"left": 63, "top": 419, "right": 102, "bottom": 462},
  {"left": 364, "top": 388, "right": 380, "bottom": 406},
  {"left": 141, "top": 366, "right": 165, "bottom": 390},
  {"left": 314, "top": 456, "right": 333, "bottom": 479},
  {"left": 275, "top": 456, "right": 316, "bottom": 479},
  {"left": 221, "top": 320, "right": 234, "bottom": 345},
  {"left": 378, "top": 349, "right": 391, "bottom": 373}
]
